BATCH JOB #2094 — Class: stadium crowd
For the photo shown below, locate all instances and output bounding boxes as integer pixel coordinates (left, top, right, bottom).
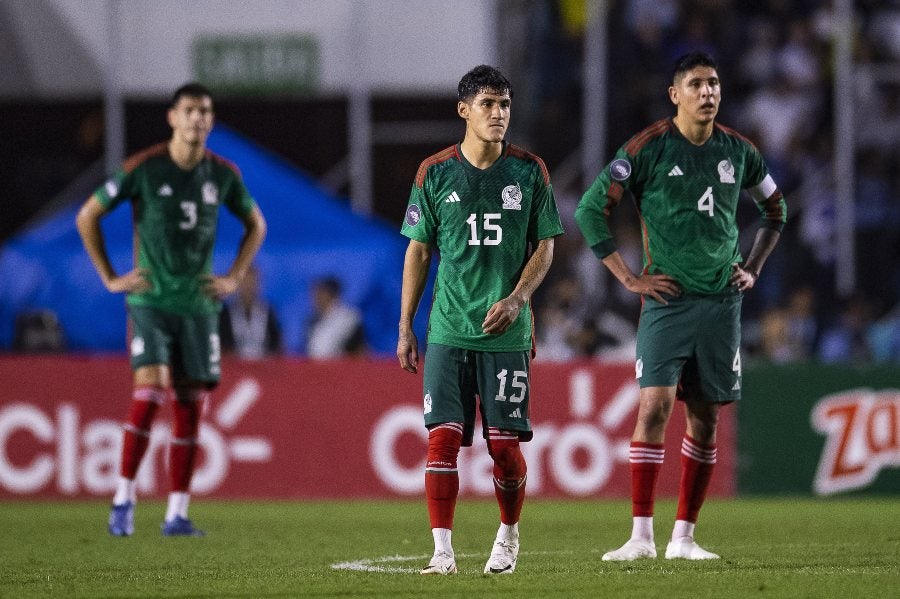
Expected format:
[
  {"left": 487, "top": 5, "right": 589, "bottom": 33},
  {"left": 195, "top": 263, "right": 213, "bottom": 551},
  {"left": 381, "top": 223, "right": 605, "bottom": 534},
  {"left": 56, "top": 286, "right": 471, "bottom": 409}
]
[
  {"left": 5, "top": 1, "right": 899, "bottom": 365},
  {"left": 525, "top": 0, "right": 900, "bottom": 365}
]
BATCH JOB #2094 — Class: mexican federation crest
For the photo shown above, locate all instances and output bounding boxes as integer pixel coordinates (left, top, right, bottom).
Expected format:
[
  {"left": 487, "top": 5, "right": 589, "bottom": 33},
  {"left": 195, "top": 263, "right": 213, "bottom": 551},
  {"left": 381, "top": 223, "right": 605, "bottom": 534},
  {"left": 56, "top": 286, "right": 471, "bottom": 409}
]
[
  {"left": 501, "top": 182, "right": 523, "bottom": 210},
  {"left": 717, "top": 159, "right": 735, "bottom": 184},
  {"left": 202, "top": 181, "right": 219, "bottom": 205}
]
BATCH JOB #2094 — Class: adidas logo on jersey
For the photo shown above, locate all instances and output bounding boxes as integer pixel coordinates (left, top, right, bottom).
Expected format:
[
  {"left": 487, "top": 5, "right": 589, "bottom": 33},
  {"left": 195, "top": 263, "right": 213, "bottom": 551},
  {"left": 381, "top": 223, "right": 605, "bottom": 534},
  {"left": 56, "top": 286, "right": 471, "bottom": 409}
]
[
  {"left": 509, "top": 408, "right": 522, "bottom": 418},
  {"left": 732, "top": 379, "right": 741, "bottom": 391},
  {"left": 445, "top": 191, "right": 461, "bottom": 203},
  {"left": 158, "top": 184, "right": 173, "bottom": 196},
  {"left": 668, "top": 166, "right": 684, "bottom": 176}
]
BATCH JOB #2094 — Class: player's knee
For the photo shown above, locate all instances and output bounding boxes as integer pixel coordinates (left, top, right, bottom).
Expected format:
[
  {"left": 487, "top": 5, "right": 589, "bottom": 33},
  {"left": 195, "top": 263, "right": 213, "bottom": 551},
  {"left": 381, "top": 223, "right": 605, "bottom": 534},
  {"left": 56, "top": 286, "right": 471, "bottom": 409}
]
[
  {"left": 487, "top": 435, "right": 526, "bottom": 481},
  {"left": 426, "top": 423, "right": 463, "bottom": 468},
  {"left": 171, "top": 390, "right": 206, "bottom": 439}
]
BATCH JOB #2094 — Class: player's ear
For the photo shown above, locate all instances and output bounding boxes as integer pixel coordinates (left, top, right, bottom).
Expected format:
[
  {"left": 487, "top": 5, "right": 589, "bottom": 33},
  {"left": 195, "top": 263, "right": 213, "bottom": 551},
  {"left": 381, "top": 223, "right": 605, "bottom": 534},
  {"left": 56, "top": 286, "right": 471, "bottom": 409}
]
[
  {"left": 668, "top": 85, "right": 679, "bottom": 106},
  {"left": 457, "top": 100, "right": 470, "bottom": 120},
  {"left": 166, "top": 106, "right": 177, "bottom": 129}
]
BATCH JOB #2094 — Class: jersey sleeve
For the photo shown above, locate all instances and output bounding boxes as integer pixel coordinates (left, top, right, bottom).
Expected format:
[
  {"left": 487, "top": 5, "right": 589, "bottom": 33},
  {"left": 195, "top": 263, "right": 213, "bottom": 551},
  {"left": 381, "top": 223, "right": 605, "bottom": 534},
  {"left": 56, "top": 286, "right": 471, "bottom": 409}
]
[
  {"left": 400, "top": 166, "right": 438, "bottom": 243},
  {"left": 223, "top": 172, "right": 256, "bottom": 217},
  {"left": 94, "top": 168, "right": 138, "bottom": 210},
  {"left": 742, "top": 144, "right": 788, "bottom": 233},
  {"left": 528, "top": 160, "right": 564, "bottom": 241},
  {"left": 575, "top": 146, "right": 634, "bottom": 259}
]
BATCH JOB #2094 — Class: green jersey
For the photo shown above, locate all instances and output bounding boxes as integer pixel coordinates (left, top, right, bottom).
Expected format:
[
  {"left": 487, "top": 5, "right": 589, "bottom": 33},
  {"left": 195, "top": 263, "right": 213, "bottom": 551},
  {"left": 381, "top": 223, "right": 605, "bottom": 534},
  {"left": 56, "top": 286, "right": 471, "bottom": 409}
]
[
  {"left": 95, "top": 142, "right": 256, "bottom": 315},
  {"left": 402, "top": 142, "right": 564, "bottom": 351},
  {"left": 576, "top": 118, "right": 787, "bottom": 294}
]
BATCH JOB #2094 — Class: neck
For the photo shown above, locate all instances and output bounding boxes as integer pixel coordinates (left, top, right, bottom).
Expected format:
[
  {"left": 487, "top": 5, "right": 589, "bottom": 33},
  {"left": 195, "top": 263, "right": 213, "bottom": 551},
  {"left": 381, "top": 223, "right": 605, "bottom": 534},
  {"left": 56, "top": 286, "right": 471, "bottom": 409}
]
[
  {"left": 459, "top": 136, "right": 503, "bottom": 169},
  {"left": 673, "top": 115, "right": 714, "bottom": 146},
  {"left": 168, "top": 139, "right": 205, "bottom": 170}
]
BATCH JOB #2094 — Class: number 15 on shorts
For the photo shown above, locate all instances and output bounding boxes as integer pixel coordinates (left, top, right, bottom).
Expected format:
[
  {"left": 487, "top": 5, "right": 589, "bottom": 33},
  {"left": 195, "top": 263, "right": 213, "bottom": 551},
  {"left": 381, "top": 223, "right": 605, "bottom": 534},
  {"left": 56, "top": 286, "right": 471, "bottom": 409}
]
[{"left": 495, "top": 369, "right": 527, "bottom": 403}]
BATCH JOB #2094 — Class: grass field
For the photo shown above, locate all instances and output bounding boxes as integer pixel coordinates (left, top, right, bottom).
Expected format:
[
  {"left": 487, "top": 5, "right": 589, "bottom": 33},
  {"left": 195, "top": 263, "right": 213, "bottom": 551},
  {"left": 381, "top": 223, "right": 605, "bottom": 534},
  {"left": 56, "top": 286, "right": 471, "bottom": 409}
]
[{"left": 2, "top": 498, "right": 898, "bottom": 598}]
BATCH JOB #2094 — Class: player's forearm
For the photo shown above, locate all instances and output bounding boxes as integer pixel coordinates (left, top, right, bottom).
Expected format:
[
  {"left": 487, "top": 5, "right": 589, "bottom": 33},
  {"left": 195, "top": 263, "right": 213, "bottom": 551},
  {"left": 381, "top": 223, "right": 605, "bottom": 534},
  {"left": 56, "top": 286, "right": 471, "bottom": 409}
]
[
  {"left": 76, "top": 197, "right": 117, "bottom": 284},
  {"left": 602, "top": 250, "right": 640, "bottom": 289},
  {"left": 742, "top": 228, "right": 781, "bottom": 277},
  {"left": 399, "top": 242, "right": 431, "bottom": 330},
  {"left": 509, "top": 237, "right": 555, "bottom": 306},
  {"left": 228, "top": 206, "right": 267, "bottom": 281}
]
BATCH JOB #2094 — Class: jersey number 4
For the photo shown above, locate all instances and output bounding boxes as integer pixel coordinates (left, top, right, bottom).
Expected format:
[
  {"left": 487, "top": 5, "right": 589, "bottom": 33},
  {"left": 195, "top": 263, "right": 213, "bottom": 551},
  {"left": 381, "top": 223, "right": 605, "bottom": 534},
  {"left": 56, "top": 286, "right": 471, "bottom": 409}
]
[
  {"left": 466, "top": 213, "right": 502, "bottom": 246},
  {"left": 697, "top": 187, "right": 715, "bottom": 216}
]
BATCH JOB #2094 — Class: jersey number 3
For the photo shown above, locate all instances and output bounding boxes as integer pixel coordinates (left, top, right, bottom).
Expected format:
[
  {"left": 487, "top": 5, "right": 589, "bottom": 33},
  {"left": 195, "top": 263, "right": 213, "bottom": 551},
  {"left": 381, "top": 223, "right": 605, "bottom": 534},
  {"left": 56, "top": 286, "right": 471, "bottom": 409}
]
[
  {"left": 179, "top": 201, "right": 198, "bottom": 230},
  {"left": 466, "top": 213, "right": 502, "bottom": 246}
]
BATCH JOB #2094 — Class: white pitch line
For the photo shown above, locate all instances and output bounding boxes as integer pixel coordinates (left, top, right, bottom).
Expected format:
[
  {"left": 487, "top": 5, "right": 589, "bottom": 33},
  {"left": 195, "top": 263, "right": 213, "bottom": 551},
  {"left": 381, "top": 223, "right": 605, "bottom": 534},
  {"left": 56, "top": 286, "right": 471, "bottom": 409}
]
[{"left": 330, "top": 551, "right": 572, "bottom": 574}]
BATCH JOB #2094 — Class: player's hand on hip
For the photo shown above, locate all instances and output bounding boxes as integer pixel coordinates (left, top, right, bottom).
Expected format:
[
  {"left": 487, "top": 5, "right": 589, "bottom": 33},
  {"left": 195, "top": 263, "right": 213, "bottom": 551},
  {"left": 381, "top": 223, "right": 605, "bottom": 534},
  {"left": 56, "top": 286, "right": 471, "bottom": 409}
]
[
  {"left": 202, "top": 274, "right": 239, "bottom": 300},
  {"left": 482, "top": 297, "right": 524, "bottom": 335},
  {"left": 730, "top": 263, "right": 758, "bottom": 292},
  {"left": 397, "top": 329, "right": 419, "bottom": 373},
  {"left": 625, "top": 273, "right": 681, "bottom": 305},
  {"left": 106, "top": 268, "right": 152, "bottom": 294}
]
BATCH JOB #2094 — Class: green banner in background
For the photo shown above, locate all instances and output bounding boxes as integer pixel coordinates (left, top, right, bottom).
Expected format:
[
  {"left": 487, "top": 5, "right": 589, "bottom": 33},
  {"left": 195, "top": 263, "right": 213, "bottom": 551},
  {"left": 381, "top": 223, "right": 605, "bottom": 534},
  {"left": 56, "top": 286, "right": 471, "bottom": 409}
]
[
  {"left": 192, "top": 34, "right": 320, "bottom": 95},
  {"left": 739, "top": 364, "right": 899, "bottom": 495}
]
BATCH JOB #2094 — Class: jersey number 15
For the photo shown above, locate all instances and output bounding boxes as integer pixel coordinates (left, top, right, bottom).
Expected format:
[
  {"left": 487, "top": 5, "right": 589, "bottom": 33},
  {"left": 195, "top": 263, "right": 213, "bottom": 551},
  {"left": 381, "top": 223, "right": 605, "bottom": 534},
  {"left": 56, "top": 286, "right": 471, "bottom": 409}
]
[{"left": 466, "top": 213, "right": 502, "bottom": 246}]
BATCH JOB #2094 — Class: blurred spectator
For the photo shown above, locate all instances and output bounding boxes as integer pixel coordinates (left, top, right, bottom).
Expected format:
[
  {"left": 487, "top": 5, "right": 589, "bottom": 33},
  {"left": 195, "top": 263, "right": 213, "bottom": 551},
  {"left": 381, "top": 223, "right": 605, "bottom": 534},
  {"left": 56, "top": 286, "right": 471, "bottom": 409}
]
[
  {"left": 535, "top": 276, "right": 582, "bottom": 362},
  {"left": 868, "top": 304, "right": 900, "bottom": 363},
  {"left": 12, "top": 309, "right": 66, "bottom": 353},
  {"left": 219, "top": 265, "right": 282, "bottom": 360},
  {"left": 306, "top": 276, "right": 366, "bottom": 358},
  {"left": 758, "top": 286, "right": 818, "bottom": 363},
  {"left": 817, "top": 295, "right": 875, "bottom": 364},
  {"left": 854, "top": 149, "right": 900, "bottom": 304}
]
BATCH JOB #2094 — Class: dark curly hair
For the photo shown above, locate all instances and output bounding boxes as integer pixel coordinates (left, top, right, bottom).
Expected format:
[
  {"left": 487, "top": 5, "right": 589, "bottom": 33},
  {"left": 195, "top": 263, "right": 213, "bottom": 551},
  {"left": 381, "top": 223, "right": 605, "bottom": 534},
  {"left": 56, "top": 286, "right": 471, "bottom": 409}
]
[{"left": 457, "top": 65, "right": 513, "bottom": 102}]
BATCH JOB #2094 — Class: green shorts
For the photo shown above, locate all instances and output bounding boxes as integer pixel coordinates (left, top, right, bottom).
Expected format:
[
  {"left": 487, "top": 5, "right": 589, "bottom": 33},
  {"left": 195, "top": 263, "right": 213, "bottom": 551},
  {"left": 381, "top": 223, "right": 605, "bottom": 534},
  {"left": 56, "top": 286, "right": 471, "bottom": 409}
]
[
  {"left": 635, "top": 291, "right": 743, "bottom": 403},
  {"left": 422, "top": 343, "right": 532, "bottom": 446},
  {"left": 128, "top": 305, "right": 221, "bottom": 387}
]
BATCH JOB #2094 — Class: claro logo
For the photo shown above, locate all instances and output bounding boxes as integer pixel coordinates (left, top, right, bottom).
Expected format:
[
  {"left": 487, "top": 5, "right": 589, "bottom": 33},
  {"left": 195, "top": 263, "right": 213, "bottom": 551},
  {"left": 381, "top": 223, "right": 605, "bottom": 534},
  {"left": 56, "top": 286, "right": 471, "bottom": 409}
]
[
  {"left": 811, "top": 388, "right": 900, "bottom": 495},
  {"left": 0, "top": 378, "right": 271, "bottom": 496},
  {"left": 370, "top": 369, "right": 640, "bottom": 496}
]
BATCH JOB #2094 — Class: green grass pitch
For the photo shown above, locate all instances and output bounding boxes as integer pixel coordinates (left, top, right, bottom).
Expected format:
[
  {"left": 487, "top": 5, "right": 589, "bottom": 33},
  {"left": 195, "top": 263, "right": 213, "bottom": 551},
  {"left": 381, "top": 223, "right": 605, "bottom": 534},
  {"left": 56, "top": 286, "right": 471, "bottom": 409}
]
[{"left": 2, "top": 498, "right": 898, "bottom": 598}]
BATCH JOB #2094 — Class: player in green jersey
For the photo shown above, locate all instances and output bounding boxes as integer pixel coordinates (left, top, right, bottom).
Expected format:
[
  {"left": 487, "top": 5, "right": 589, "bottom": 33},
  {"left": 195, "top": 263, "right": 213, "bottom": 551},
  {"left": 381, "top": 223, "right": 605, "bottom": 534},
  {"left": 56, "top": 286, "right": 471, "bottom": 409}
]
[
  {"left": 76, "top": 82, "right": 267, "bottom": 538},
  {"left": 576, "top": 52, "right": 787, "bottom": 562},
  {"left": 398, "top": 65, "right": 564, "bottom": 575}
]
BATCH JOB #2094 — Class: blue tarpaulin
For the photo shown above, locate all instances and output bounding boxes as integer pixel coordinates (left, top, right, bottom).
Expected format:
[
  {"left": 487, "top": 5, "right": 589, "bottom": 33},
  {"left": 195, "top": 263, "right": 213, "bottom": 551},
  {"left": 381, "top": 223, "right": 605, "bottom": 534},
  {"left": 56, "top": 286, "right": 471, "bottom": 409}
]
[{"left": 0, "top": 125, "right": 429, "bottom": 355}]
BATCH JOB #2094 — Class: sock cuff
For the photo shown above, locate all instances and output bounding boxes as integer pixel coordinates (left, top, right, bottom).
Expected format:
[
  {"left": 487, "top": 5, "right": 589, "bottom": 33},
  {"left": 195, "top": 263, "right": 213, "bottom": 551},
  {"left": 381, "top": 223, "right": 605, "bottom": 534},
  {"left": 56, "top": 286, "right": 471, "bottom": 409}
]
[
  {"left": 682, "top": 436, "right": 717, "bottom": 464},
  {"left": 630, "top": 442, "right": 665, "bottom": 464}
]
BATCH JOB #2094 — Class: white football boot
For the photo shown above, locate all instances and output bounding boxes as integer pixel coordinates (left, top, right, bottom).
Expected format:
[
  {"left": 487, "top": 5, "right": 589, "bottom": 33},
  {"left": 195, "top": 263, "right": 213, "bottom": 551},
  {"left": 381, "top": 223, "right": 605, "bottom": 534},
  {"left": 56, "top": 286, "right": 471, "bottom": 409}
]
[
  {"left": 420, "top": 551, "right": 458, "bottom": 575},
  {"left": 665, "top": 537, "right": 720, "bottom": 560},
  {"left": 601, "top": 538, "right": 657, "bottom": 561},
  {"left": 484, "top": 539, "right": 519, "bottom": 574}
]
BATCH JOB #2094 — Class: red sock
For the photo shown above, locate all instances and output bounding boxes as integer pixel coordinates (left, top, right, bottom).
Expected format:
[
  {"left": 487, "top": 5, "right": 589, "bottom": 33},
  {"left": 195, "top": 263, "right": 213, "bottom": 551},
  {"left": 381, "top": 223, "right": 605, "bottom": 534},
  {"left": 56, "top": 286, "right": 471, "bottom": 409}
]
[
  {"left": 487, "top": 428, "right": 527, "bottom": 525},
  {"left": 120, "top": 386, "right": 166, "bottom": 479},
  {"left": 425, "top": 423, "right": 462, "bottom": 529},
  {"left": 676, "top": 436, "right": 717, "bottom": 523},
  {"left": 168, "top": 390, "right": 206, "bottom": 492},
  {"left": 630, "top": 441, "right": 665, "bottom": 517}
]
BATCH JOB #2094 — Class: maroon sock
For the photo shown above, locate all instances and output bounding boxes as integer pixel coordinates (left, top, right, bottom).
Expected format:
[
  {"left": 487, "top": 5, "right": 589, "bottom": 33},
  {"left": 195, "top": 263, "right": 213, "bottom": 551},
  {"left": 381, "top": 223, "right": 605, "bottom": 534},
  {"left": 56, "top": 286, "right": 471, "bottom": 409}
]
[
  {"left": 424, "top": 423, "right": 462, "bottom": 529},
  {"left": 676, "top": 436, "right": 716, "bottom": 523},
  {"left": 119, "top": 386, "right": 166, "bottom": 479},
  {"left": 630, "top": 442, "right": 664, "bottom": 517},
  {"left": 168, "top": 390, "right": 206, "bottom": 492},
  {"left": 487, "top": 428, "right": 527, "bottom": 525}
]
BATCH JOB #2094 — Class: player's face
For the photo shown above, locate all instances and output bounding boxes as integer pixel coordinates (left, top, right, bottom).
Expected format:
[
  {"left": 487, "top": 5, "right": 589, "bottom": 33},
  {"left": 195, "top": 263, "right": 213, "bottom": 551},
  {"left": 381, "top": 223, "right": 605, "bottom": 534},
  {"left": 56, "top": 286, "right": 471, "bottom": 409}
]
[
  {"left": 458, "top": 90, "right": 511, "bottom": 144},
  {"left": 168, "top": 95, "right": 214, "bottom": 146},
  {"left": 669, "top": 66, "right": 720, "bottom": 125}
]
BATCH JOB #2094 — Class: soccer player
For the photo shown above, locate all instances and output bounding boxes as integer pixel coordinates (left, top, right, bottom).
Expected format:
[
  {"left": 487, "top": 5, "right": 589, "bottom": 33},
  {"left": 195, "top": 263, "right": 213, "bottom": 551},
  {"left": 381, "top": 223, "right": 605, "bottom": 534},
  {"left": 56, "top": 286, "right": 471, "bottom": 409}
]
[
  {"left": 397, "top": 65, "right": 564, "bottom": 575},
  {"left": 76, "top": 82, "right": 266, "bottom": 537},
  {"left": 575, "top": 52, "right": 787, "bottom": 561}
]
